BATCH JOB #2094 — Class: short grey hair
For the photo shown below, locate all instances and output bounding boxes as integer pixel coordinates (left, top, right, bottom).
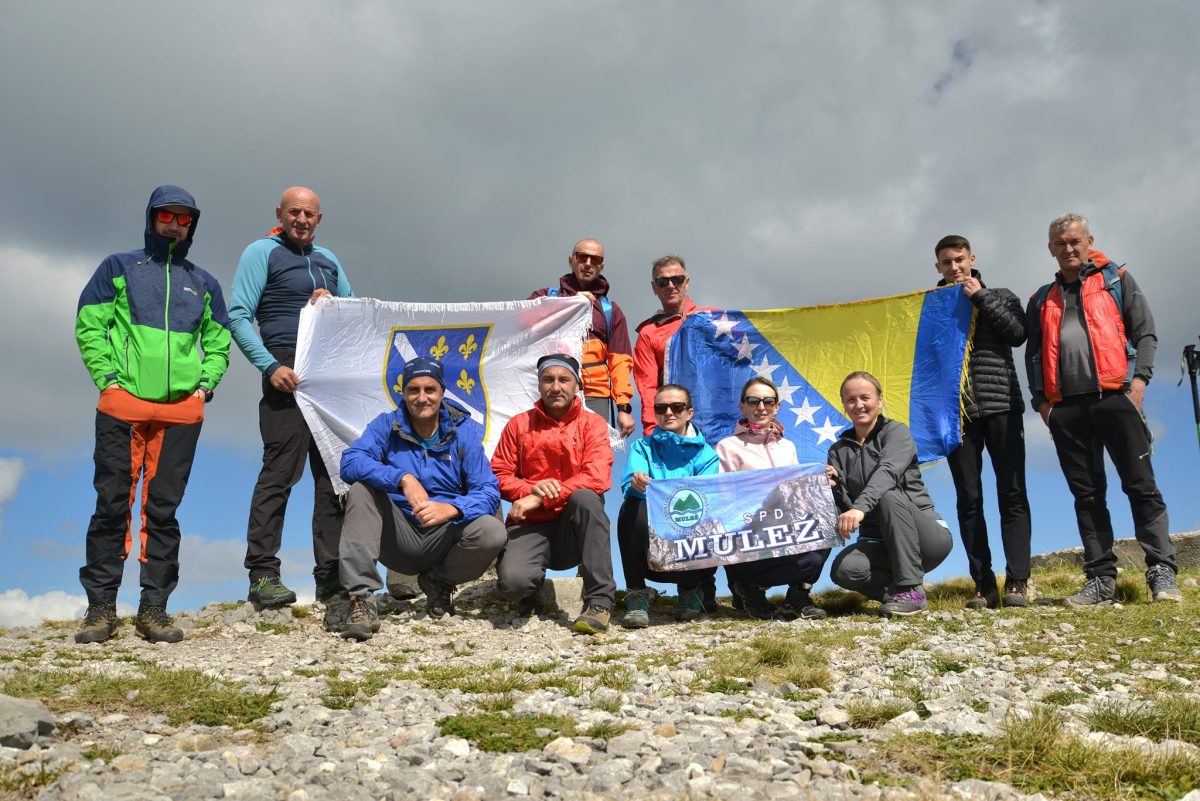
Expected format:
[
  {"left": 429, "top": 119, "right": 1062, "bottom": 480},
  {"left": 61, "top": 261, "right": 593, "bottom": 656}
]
[
  {"left": 651, "top": 254, "right": 686, "bottom": 276},
  {"left": 1049, "top": 213, "right": 1089, "bottom": 236}
]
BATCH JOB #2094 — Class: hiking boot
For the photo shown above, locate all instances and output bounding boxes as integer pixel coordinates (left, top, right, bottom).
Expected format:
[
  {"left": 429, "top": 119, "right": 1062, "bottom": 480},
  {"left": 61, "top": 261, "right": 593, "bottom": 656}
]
[
  {"left": 675, "top": 586, "right": 705, "bottom": 622},
  {"left": 782, "top": 583, "right": 827, "bottom": 620},
  {"left": 621, "top": 588, "right": 655, "bottom": 629},
  {"left": 965, "top": 585, "right": 999, "bottom": 610},
  {"left": 572, "top": 604, "right": 611, "bottom": 635},
  {"left": 75, "top": 602, "right": 119, "bottom": 644},
  {"left": 418, "top": 572, "right": 456, "bottom": 617},
  {"left": 1146, "top": 565, "right": 1182, "bottom": 602},
  {"left": 341, "top": 595, "right": 377, "bottom": 641},
  {"left": 134, "top": 606, "right": 184, "bottom": 643},
  {"left": 515, "top": 594, "right": 540, "bottom": 618},
  {"left": 700, "top": 573, "right": 719, "bottom": 613},
  {"left": 1064, "top": 575, "right": 1117, "bottom": 607},
  {"left": 247, "top": 575, "right": 297, "bottom": 608},
  {"left": 729, "top": 580, "right": 777, "bottom": 620},
  {"left": 1002, "top": 580, "right": 1032, "bottom": 608},
  {"left": 881, "top": 586, "right": 928, "bottom": 617},
  {"left": 315, "top": 573, "right": 343, "bottom": 605},
  {"left": 322, "top": 594, "right": 350, "bottom": 633}
]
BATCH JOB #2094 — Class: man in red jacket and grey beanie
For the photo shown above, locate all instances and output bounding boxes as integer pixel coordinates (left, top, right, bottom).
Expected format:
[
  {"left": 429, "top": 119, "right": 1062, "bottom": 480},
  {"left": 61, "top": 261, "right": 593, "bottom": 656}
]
[{"left": 490, "top": 354, "right": 615, "bottom": 635}]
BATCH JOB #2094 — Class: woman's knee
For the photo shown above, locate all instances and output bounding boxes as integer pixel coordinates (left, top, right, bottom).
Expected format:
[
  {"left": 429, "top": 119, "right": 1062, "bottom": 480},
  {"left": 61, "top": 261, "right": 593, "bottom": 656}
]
[{"left": 830, "top": 548, "right": 873, "bottom": 590}]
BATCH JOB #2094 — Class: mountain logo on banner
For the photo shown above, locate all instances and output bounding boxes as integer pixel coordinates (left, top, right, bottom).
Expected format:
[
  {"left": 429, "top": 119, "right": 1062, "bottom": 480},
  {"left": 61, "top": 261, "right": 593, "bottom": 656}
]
[
  {"left": 666, "top": 486, "right": 707, "bottom": 531},
  {"left": 384, "top": 324, "right": 494, "bottom": 437}
]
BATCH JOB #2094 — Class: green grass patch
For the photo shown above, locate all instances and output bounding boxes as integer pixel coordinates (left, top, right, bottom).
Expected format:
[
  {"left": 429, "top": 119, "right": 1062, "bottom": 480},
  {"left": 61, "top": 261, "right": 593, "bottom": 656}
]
[
  {"left": 570, "top": 664, "right": 633, "bottom": 692},
  {"left": 255, "top": 621, "right": 291, "bottom": 635},
  {"left": 868, "top": 705, "right": 1200, "bottom": 801},
  {"left": 930, "top": 656, "right": 968, "bottom": 674},
  {"left": 718, "top": 708, "right": 766, "bottom": 722},
  {"left": 515, "top": 661, "right": 557, "bottom": 674},
  {"left": 82, "top": 746, "right": 121, "bottom": 762},
  {"left": 701, "top": 632, "right": 832, "bottom": 693},
  {"left": 320, "top": 668, "right": 408, "bottom": 709},
  {"left": 1088, "top": 695, "right": 1200, "bottom": 746},
  {"left": 579, "top": 720, "right": 636, "bottom": 739},
  {"left": 846, "top": 698, "right": 913, "bottom": 728},
  {"left": 438, "top": 712, "right": 576, "bottom": 752},
  {"left": 1043, "top": 689, "right": 1087, "bottom": 706},
  {"left": 0, "top": 763, "right": 63, "bottom": 798},
  {"left": 290, "top": 605, "right": 311, "bottom": 619},
  {"left": 473, "top": 693, "right": 516, "bottom": 713}
]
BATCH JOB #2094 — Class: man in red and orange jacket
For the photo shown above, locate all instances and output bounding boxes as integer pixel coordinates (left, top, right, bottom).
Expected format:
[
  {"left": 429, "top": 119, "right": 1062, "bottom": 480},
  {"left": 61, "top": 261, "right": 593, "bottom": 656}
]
[{"left": 1026, "top": 213, "right": 1178, "bottom": 607}]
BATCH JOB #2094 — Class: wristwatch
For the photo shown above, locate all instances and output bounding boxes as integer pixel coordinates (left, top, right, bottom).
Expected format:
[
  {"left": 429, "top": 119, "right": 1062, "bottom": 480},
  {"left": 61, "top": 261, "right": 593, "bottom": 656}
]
[{"left": 615, "top": 403, "right": 632, "bottom": 414}]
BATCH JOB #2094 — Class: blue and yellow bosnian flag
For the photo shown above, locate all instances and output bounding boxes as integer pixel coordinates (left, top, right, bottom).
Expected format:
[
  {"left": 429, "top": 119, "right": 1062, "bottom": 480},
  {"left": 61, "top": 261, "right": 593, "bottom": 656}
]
[{"left": 666, "top": 286, "right": 974, "bottom": 463}]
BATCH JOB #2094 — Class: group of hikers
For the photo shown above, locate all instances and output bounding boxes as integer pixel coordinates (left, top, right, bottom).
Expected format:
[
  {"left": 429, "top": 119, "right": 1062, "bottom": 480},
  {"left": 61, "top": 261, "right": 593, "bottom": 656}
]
[{"left": 70, "top": 184, "right": 1180, "bottom": 644}]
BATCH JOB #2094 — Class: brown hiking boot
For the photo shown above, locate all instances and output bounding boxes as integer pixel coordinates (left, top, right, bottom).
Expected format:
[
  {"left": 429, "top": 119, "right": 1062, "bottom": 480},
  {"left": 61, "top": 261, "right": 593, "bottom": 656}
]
[
  {"left": 75, "top": 603, "right": 119, "bottom": 644},
  {"left": 572, "top": 604, "right": 611, "bottom": 635},
  {"left": 1002, "top": 580, "right": 1033, "bottom": 608},
  {"left": 135, "top": 605, "right": 184, "bottom": 643}
]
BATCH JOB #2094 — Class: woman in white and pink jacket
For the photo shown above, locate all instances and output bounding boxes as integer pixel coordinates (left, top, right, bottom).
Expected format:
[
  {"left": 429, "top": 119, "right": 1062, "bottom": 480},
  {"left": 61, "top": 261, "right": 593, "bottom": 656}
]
[{"left": 716, "top": 376, "right": 830, "bottom": 621}]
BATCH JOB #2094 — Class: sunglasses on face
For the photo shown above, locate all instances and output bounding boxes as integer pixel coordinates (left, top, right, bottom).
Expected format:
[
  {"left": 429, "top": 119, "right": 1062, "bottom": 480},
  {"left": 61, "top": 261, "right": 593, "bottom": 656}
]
[
  {"left": 742, "top": 396, "right": 778, "bottom": 407},
  {"left": 155, "top": 210, "right": 194, "bottom": 226},
  {"left": 654, "top": 402, "right": 691, "bottom": 415},
  {"left": 573, "top": 252, "right": 604, "bottom": 266},
  {"left": 653, "top": 275, "right": 687, "bottom": 288}
]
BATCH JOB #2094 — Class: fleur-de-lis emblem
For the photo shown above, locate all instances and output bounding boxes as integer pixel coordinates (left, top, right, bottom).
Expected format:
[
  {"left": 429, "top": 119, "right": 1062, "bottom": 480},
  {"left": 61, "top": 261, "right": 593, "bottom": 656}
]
[
  {"left": 429, "top": 335, "right": 449, "bottom": 360},
  {"left": 456, "top": 369, "right": 476, "bottom": 395},
  {"left": 458, "top": 334, "right": 478, "bottom": 361},
  {"left": 392, "top": 380, "right": 403, "bottom": 395}
]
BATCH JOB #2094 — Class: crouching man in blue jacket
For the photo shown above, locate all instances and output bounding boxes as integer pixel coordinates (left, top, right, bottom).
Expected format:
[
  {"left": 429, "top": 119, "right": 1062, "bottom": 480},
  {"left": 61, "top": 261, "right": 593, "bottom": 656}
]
[{"left": 337, "top": 357, "right": 507, "bottom": 640}]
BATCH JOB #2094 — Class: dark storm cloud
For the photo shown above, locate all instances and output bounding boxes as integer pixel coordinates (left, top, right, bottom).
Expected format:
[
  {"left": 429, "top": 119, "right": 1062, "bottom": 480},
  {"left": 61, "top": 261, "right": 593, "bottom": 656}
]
[{"left": 1, "top": 1, "right": 1198, "bottom": 452}]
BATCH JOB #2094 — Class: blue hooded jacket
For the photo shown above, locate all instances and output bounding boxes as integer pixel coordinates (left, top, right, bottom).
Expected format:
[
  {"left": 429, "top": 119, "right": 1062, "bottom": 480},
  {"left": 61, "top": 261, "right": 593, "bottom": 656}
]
[
  {"left": 340, "top": 397, "right": 500, "bottom": 523},
  {"left": 621, "top": 425, "right": 720, "bottom": 499},
  {"left": 74, "top": 185, "right": 231, "bottom": 401}
]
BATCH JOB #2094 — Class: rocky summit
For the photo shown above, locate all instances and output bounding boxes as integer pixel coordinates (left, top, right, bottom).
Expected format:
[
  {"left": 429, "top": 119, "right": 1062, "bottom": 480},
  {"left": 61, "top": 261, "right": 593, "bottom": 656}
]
[{"left": 1, "top": 565, "right": 1198, "bottom": 801}]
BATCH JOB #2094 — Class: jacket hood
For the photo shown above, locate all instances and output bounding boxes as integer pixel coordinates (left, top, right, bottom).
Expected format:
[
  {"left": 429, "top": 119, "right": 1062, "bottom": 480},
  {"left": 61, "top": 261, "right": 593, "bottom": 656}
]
[
  {"left": 144, "top": 185, "right": 199, "bottom": 261},
  {"left": 1086, "top": 249, "right": 1111, "bottom": 268},
  {"left": 936, "top": 268, "right": 985, "bottom": 288},
  {"left": 650, "top": 422, "right": 707, "bottom": 449},
  {"left": 559, "top": 272, "right": 612, "bottom": 297},
  {"left": 393, "top": 396, "right": 474, "bottom": 444},
  {"left": 731, "top": 418, "right": 786, "bottom": 441}
]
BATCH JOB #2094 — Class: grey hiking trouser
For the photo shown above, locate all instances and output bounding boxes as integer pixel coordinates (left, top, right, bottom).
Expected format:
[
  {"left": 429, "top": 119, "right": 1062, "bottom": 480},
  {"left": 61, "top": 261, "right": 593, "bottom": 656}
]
[
  {"left": 830, "top": 488, "right": 953, "bottom": 600},
  {"left": 496, "top": 489, "right": 615, "bottom": 610},
  {"left": 339, "top": 484, "right": 507, "bottom": 597}
]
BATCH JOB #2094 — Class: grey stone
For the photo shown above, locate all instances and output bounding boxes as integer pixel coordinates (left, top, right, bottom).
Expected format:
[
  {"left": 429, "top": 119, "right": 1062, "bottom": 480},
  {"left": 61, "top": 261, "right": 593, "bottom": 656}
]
[
  {"left": 538, "top": 578, "right": 584, "bottom": 619},
  {"left": 0, "top": 694, "right": 54, "bottom": 748}
]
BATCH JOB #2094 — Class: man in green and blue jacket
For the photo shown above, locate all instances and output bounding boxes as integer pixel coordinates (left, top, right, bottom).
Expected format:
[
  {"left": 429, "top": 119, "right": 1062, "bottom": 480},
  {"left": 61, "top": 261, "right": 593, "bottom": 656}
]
[{"left": 74, "top": 185, "right": 231, "bottom": 644}]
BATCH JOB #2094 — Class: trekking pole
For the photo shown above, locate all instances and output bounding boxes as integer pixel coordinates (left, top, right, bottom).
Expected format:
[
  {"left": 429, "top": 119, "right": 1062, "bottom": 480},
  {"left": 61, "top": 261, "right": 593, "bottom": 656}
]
[{"left": 1181, "top": 342, "right": 1200, "bottom": 453}]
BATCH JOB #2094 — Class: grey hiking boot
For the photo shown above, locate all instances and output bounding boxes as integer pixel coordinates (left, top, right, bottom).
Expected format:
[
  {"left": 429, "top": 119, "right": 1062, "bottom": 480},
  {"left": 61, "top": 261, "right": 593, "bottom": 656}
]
[
  {"left": 1146, "top": 565, "right": 1182, "bottom": 602},
  {"left": 248, "top": 575, "right": 297, "bottom": 608},
  {"left": 572, "top": 604, "right": 611, "bottom": 635},
  {"left": 1002, "top": 579, "right": 1033, "bottom": 608},
  {"left": 315, "top": 574, "right": 343, "bottom": 605},
  {"left": 322, "top": 594, "right": 350, "bottom": 633},
  {"left": 75, "top": 602, "right": 119, "bottom": 644},
  {"left": 1065, "top": 575, "right": 1117, "bottom": 607},
  {"left": 135, "top": 605, "right": 184, "bottom": 643},
  {"left": 729, "top": 580, "right": 778, "bottom": 620},
  {"left": 341, "top": 595, "right": 377, "bottom": 641},
  {"left": 675, "top": 586, "right": 705, "bottom": 622},
  {"left": 965, "top": 585, "right": 999, "bottom": 610},
  {"left": 621, "top": 588, "right": 655, "bottom": 629},
  {"left": 881, "top": 586, "right": 928, "bottom": 617},
  {"left": 418, "top": 572, "right": 456, "bottom": 617},
  {"left": 782, "top": 583, "right": 827, "bottom": 620}
]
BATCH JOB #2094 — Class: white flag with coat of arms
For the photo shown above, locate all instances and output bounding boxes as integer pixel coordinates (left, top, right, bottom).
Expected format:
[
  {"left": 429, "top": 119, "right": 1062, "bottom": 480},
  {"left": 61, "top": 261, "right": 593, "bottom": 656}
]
[{"left": 293, "top": 296, "right": 593, "bottom": 493}]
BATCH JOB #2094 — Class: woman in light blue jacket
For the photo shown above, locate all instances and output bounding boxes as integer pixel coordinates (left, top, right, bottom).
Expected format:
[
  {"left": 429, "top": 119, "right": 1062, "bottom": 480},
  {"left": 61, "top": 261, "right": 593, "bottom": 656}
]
[{"left": 617, "top": 384, "right": 719, "bottom": 628}]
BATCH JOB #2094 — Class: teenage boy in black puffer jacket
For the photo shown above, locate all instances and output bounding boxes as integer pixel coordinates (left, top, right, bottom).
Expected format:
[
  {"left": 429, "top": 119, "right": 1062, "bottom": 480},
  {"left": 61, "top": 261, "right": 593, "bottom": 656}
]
[{"left": 934, "top": 235, "right": 1033, "bottom": 609}]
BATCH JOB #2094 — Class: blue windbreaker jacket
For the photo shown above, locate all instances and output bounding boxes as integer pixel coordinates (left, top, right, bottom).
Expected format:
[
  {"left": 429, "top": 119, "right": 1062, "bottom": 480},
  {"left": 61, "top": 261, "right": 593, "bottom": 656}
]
[
  {"left": 621, "top": 425, "right": 720, "bottom": 499},
  {"left": 340, "top": 397, "right": 500, "bottom": 523}
]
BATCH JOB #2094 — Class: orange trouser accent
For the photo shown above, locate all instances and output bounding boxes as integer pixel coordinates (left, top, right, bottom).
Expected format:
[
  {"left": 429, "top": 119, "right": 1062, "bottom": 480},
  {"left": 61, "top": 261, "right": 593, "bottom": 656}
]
[{"left": 97, "top": 387, "right": 204, "bottom": 564}]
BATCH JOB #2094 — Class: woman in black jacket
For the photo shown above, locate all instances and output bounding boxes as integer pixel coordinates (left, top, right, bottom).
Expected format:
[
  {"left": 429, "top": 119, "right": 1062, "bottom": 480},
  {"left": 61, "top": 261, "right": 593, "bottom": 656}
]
[{"left": 826, "top": 372, "right": 953, "bottom": 617}]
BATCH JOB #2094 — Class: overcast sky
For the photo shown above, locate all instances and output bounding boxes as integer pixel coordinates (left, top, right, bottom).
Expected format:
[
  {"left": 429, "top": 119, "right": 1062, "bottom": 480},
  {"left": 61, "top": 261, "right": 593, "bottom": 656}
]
[{"left": 2, "top": 2, "right": 1198, "bottom": 621}]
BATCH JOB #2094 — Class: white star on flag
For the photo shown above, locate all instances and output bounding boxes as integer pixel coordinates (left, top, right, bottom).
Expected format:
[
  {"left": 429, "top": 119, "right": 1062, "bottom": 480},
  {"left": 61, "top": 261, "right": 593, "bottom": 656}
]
[
  {"left": 790, "top": 396, "right": 820, "bottom": 426},
  {"left": 812, "top": 415, "right": 843, "bottom": 445},
  {"left": 775, "top": 377, "right": 799, "bottom": 405},
  {"left": 709, "top": 312, "right": 738, "bottom": 340},
  {"left": 751, "top": 357, "right": 779, "bottom": 381},
  {"left": 733, "top": 335, "right": 758, "bottom": 362}
]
